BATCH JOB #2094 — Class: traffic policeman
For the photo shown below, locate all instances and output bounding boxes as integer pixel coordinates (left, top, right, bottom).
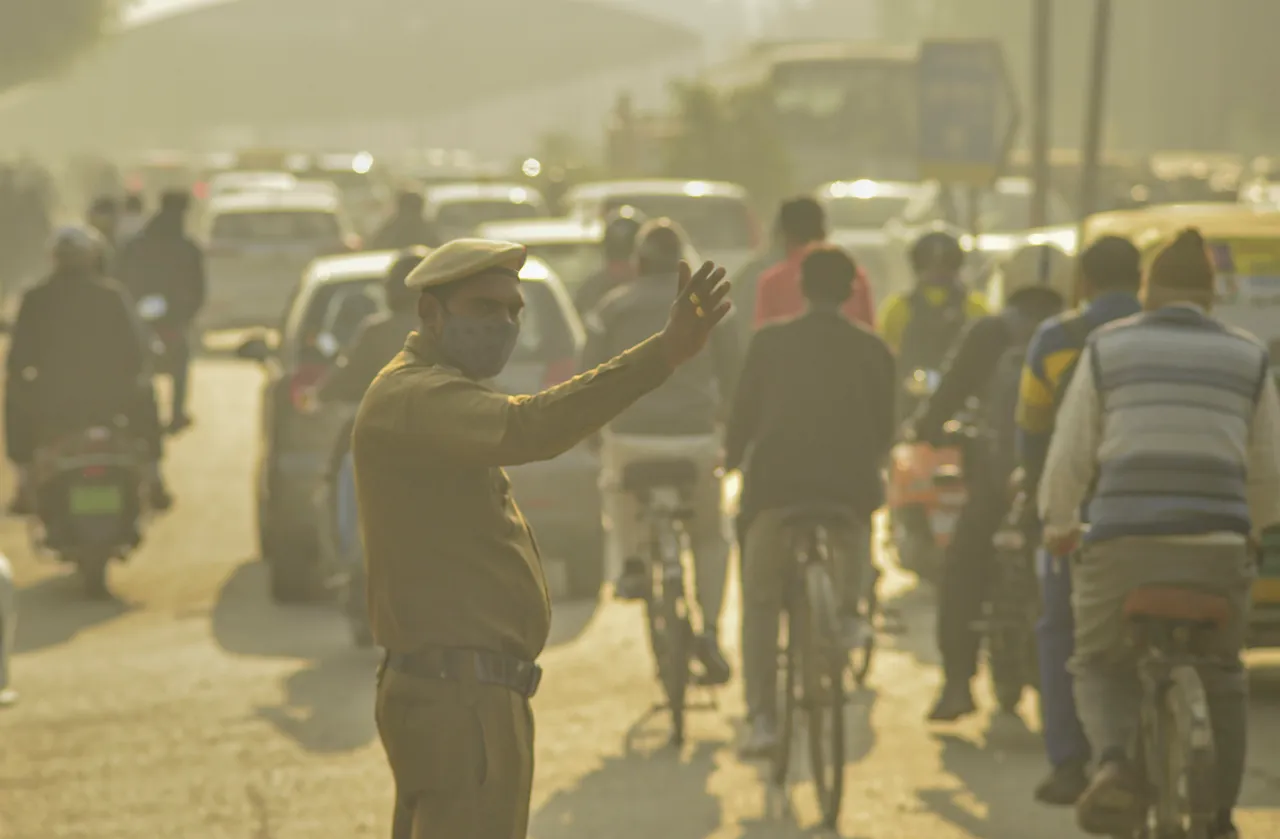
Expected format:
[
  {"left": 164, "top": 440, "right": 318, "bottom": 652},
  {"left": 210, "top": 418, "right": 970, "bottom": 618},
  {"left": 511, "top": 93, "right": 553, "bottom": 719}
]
[{"left": 352, "top": 238, "right": 731, "bottom": 839}]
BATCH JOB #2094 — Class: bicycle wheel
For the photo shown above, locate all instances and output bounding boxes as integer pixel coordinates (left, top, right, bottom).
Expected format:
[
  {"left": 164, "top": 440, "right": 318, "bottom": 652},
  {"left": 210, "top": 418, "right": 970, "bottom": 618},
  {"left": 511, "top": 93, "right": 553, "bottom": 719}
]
[
  {"left": 645, "top": 564, "right": 693, "bottom": 745},
  {"left": 771, "top": 598, "right": 798, "bottom": 787},
  {"left": 851, "top": 566, "right": 880, "bottom": 687},
  {"left": 802, "top": 562, "right": 846, "bottom": 829},
  {"left": 1153, "top": 665, "right": 1218, "bottom": 839}
]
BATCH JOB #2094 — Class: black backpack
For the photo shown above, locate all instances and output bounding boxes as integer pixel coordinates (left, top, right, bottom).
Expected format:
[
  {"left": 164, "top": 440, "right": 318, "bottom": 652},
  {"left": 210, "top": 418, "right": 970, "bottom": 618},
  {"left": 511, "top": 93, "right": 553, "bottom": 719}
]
[
  {"left": 984, "top": 311, "right": 1044, "bottom": 481},
  {"left": 898, "top": 283, "right": 970, "bottom": 374}
]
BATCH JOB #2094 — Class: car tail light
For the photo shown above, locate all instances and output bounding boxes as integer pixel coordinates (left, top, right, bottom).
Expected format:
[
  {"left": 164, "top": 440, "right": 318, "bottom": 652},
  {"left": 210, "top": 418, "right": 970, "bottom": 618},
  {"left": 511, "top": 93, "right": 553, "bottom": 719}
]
[
  {"left": 542, "top": 357, "right": 576, "bottom": 389},
  {"left": 343, "top": 234, "right": 363, "bottom": 252},
  {"left": 81, "top": 466, "right": 107, "bottom": 478},
  {"left": 192, "top": 181, "right": 209, "bottom": 201},
  {"left": 289, "top": 363, "right": 329, "bottom": 412}
]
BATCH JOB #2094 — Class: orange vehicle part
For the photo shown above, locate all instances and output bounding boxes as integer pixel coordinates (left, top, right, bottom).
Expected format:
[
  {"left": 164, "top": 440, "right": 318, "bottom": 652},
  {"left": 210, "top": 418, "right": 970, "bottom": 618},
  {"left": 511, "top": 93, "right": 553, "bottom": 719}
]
[{"left": 887, "top": 442, "right": 963, "bottom": 508}]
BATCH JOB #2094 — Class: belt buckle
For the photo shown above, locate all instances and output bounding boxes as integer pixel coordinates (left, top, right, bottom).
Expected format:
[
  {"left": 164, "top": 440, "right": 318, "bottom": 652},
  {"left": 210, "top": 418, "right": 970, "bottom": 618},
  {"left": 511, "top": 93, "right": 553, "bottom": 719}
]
[{"left": 525, "top": 663, "right": 543, "bottom": 698}]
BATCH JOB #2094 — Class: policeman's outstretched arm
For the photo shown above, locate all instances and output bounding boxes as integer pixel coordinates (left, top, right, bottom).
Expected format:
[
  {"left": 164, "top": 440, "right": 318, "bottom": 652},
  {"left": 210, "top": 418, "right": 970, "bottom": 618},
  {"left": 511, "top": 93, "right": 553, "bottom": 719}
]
[{"left": 365, "top": 261, "right": 731, "bottom": 468}]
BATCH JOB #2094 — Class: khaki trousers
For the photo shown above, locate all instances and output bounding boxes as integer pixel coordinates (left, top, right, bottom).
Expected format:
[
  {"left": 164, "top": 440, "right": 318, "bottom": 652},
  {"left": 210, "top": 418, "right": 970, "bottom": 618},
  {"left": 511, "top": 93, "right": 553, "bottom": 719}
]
[{"left": 376, "top": 662, "right": 534, "bottom": 839}]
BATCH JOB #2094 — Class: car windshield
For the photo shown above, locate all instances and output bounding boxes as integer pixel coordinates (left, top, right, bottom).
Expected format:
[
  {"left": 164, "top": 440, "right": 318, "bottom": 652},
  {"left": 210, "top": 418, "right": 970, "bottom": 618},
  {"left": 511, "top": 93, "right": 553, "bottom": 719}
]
[
  {"left": 435, "top": 200, "right": 542, "bottom": 232},
  {"left": 600, "top": 194, "right": 754, "bottom": 251},
  {"left": 823, "top": 196, "right": 913, "bottom": 229},
  {"left": 211, "top": 211, "right": 341, "bottom": 243},
  {"left": 523, "top": 242, "right": 600, "bottom": 295}
]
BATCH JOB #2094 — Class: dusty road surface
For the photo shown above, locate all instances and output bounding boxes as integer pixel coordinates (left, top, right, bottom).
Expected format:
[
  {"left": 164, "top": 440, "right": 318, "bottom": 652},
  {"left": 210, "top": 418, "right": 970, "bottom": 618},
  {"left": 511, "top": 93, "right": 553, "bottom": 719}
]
[{"left": 1, "top": 357, "right": 1278, "bottom": 838}]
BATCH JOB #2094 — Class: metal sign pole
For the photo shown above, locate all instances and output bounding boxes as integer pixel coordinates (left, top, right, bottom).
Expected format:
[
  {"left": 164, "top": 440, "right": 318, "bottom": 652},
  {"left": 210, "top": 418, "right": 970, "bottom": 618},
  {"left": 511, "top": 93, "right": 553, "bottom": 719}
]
[{"left": 1075, "top": 0, "right": 1114, "bottom": 305}]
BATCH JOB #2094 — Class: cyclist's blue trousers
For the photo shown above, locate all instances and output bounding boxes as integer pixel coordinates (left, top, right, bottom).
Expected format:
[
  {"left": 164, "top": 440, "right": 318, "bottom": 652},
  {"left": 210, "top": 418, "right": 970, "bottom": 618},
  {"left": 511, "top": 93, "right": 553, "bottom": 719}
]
[
  {"left": 337, "top": 450, "right": 362, "bottom": 567},
  {"left": 1036, "top": 548, "right": 1091, "bottom": 767}
]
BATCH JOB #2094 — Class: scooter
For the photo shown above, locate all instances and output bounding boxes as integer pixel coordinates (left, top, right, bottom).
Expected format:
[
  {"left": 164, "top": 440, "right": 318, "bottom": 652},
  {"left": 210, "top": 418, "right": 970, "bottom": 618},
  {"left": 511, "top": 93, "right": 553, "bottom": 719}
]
[
  {"left": 30, "top": 424, "right": 151, "bottom": 598},
  {"left": 886, "top": 370, "right": 970, "bottom": 584}
]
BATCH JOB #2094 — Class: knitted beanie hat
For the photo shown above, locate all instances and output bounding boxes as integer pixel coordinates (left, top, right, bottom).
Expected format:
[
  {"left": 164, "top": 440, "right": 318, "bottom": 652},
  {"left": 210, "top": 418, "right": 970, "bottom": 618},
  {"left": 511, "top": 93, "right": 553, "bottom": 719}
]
[{"left": 1143, "top": 227, "right": 1216, "bottom": 307}]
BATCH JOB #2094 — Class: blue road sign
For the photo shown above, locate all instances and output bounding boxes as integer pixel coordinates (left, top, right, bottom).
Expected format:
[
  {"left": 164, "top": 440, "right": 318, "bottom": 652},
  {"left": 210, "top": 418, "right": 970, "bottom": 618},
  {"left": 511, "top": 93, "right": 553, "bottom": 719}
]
[{"left": 918, "top": 39, "right": 1019, "bottom": 186}]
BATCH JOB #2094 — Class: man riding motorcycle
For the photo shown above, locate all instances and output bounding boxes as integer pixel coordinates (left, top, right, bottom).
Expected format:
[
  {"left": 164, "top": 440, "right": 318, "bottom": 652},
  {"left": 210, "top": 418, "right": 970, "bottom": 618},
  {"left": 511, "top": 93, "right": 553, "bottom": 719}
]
[
  {"left": 119, "top": 190, "right": 207, "bottom": 434},
  {"left": 1016, "top": 235, "right": 1144, "bottom": 805},
  {"left": 574, "top": 206, "right": 645, "bottom": 316},
  {"left": 583, "top": 219, "right": 741, "bottom": 685},
  {"left": 6, "top": 226, "right": 170, "bottom": 518},
  {"left": 878, "top": 228, "right": 989, "bottom": 363},
  {"left": 908, "top": 243, "right": 1067, "bottom": 723}
]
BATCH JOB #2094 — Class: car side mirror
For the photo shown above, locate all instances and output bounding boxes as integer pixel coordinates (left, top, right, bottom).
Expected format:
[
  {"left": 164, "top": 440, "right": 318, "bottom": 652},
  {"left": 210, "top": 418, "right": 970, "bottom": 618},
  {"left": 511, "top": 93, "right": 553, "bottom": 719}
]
[{"left": 236, "top": 336, "right": 271, "bottom": 363}]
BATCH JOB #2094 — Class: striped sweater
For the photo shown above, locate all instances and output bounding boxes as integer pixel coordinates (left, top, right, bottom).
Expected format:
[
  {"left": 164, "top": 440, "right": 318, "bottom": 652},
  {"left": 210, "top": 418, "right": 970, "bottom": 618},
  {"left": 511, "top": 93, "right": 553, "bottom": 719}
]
[{"left": 1039, "top": 304, "right": 1280, "bottom": 544}]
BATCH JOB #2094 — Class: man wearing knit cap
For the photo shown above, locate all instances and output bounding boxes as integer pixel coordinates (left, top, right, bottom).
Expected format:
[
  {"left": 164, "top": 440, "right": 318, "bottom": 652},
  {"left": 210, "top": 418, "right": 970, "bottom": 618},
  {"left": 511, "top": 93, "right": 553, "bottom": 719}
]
[
  {"left": 352, "top": 238, "right": 731, "bottom": 838},
  {"left": 1040, "top": 228, "right": 1280, "bottom": 838}
]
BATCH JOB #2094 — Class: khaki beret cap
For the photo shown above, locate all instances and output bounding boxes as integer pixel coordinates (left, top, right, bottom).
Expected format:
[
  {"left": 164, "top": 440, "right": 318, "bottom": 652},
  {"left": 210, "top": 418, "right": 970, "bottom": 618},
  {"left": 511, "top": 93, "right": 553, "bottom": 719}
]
[{"left": 403, "top": 238, "right": 527, "bottom": 290}]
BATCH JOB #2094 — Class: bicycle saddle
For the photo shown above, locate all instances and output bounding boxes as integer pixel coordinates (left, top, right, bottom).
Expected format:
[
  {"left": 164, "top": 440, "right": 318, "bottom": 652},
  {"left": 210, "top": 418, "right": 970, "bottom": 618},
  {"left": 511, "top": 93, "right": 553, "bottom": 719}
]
[
  {"left": 1122, "top": 586, "right": 1232, "bottom": 628},
  {"left": 621, "top": 459, "right": 698, "bottom": 493}
]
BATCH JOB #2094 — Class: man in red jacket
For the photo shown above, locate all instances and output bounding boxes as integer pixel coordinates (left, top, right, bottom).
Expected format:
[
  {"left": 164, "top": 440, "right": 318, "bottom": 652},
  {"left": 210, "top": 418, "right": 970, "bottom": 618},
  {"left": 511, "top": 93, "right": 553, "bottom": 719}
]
[{"left": 754, "top": 197, "right": 875, "bottom": 330}]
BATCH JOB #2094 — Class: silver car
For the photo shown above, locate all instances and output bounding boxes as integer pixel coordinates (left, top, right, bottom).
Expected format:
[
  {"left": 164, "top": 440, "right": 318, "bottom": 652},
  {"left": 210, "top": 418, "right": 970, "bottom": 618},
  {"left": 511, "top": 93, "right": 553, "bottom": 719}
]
[{"left": 239, "top": 252, "right": 606, "bottom": 603}]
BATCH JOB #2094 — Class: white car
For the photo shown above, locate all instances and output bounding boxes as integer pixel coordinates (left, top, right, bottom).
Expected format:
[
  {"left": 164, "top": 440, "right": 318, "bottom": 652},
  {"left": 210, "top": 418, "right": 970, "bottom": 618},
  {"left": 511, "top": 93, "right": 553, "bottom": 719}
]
[
  {"left": 200, "top": 190, "right": 361, "bottom": 329},
  {"left": 206, "top": 170, "right": 299, "bottom": 199},
  {"left": 475, "top": 217, "right": 701, "bottom": 305},
  {"left": 560, "top": 179, "right": 761, "bottom": 276},
  {"left": 0, "top": 552, "right": 14, "bottom": 706},
  {"left": 817, "top": 180, "right": 932, "bottom": 302},
  {"left": 425, "top": 182, "right": 547, "bottom": 242}
]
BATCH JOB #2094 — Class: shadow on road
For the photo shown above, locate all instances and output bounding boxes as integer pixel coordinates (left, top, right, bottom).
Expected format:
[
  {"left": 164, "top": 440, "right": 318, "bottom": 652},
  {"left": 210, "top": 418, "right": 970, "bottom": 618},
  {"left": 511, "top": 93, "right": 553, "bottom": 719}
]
[
  {"left": 212, "top": 558, "right": 378, "bottom": 753},
  {"left": 531, "top": 711, "right": 725, "bottom": 839},
  {"left": 14, "top": 573, "right": 135, "bottom": 654}
]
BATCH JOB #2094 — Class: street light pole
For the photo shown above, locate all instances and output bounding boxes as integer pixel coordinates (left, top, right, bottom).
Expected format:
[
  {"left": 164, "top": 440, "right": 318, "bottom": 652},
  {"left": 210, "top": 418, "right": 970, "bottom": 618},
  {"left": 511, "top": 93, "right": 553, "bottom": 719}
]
[
  {"left": 1075, "top": 0, "right": 1113, "bottom": 304},
  {"left": 1029, "top": 0, "right": 1053, "bottom": 230},
  {"left": 1078, "top": 0, "right": 1113, "bottom": 223}
]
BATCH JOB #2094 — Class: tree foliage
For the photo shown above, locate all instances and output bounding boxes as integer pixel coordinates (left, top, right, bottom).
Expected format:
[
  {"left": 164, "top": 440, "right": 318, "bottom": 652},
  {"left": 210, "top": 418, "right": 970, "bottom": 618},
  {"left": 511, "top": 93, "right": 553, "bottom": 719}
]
[
  {"left": 0, "top": 1, "right": 120, "bottom": 94},
  {"left": 662, "top": 80, "right": 792, "bottom": 210}
]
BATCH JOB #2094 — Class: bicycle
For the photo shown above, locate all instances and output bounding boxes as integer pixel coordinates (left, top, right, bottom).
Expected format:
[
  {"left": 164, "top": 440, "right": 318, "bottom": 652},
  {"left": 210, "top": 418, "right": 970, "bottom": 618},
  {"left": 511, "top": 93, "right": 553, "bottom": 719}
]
[
  {"left": 1114, "top": 585, "right": 1226, "bottom": 839},
  {"left": 622, "top": 458, "right": 702, "bottom": 747},
  {"left": 771, "top": 502, "right": 855, "bottom": 829}
]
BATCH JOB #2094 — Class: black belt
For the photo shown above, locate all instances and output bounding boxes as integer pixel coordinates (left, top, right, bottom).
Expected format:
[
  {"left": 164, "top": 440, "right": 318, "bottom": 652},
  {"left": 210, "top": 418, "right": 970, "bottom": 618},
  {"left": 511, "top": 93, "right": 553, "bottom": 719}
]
[{"left": 386, "top": 646, "right": 542, "bottom": 699}]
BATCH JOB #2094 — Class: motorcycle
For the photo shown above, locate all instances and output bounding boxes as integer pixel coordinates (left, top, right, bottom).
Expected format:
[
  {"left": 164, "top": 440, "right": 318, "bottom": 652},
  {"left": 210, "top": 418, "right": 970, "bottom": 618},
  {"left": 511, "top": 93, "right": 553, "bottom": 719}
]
[
  {"left": 30, "top": 424, "right": 151, "bottom": 598},
  {"left": 886, "top": 370, "right": 970, "bottom": 583},
  {"left": 981, "top": 470, "right": 1041, "bottom": 714}
]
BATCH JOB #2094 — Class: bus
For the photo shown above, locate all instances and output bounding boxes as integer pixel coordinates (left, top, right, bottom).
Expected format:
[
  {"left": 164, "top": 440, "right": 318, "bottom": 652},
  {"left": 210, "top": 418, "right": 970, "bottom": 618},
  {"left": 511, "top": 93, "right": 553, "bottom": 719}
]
[{"left": 704, "top": 41, "right": 918, "bottom": 190}]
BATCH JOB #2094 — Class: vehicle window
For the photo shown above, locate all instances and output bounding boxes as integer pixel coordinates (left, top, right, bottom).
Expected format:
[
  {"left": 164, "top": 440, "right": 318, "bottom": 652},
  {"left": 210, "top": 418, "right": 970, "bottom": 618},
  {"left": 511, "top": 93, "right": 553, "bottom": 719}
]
[
  {"left": 526, "top": 242, "right": 599, "bottom": 295},
  {"left": 602, "top": 195, "right": 754, "bottom": 250},
  {"left": 211, "top": 211, "right": 341, "bottom": 242},
  {"left": 823, "top": 196, "right": 913, "bottom": 229},
  {"left": 435, "top": 200, "right": 542, "bottom": 232},
  {"left": 290, "top": 279, "right": 384, "bottom": 363}
]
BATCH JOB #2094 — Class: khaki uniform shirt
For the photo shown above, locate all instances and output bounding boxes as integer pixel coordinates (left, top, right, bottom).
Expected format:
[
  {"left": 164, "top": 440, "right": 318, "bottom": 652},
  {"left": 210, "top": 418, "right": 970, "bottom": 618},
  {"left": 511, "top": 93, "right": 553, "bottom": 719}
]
[{"left": 353, "top": 331, "right": 672, "bottom": 660}]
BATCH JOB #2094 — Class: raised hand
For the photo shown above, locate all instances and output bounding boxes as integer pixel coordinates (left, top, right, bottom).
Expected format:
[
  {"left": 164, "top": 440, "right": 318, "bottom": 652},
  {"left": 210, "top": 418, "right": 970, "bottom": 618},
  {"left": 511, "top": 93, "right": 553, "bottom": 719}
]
[{"left": 658, "top": 260, "right": 731, "bottom": 368}]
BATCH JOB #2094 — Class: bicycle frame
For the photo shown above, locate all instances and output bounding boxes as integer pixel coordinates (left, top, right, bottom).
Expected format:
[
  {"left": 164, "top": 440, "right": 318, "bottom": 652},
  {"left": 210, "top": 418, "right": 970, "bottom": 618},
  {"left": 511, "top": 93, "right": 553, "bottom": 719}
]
[{"left": 1130, "top": 620, "right": 1220, "bottom": 838}]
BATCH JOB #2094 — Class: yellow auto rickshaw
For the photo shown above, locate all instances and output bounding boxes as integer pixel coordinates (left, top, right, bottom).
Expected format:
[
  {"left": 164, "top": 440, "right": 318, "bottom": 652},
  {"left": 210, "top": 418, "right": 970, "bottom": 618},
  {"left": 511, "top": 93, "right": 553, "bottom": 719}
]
[{"left": 1079, "top": 202, "right": 1280, "bottom": 646}]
